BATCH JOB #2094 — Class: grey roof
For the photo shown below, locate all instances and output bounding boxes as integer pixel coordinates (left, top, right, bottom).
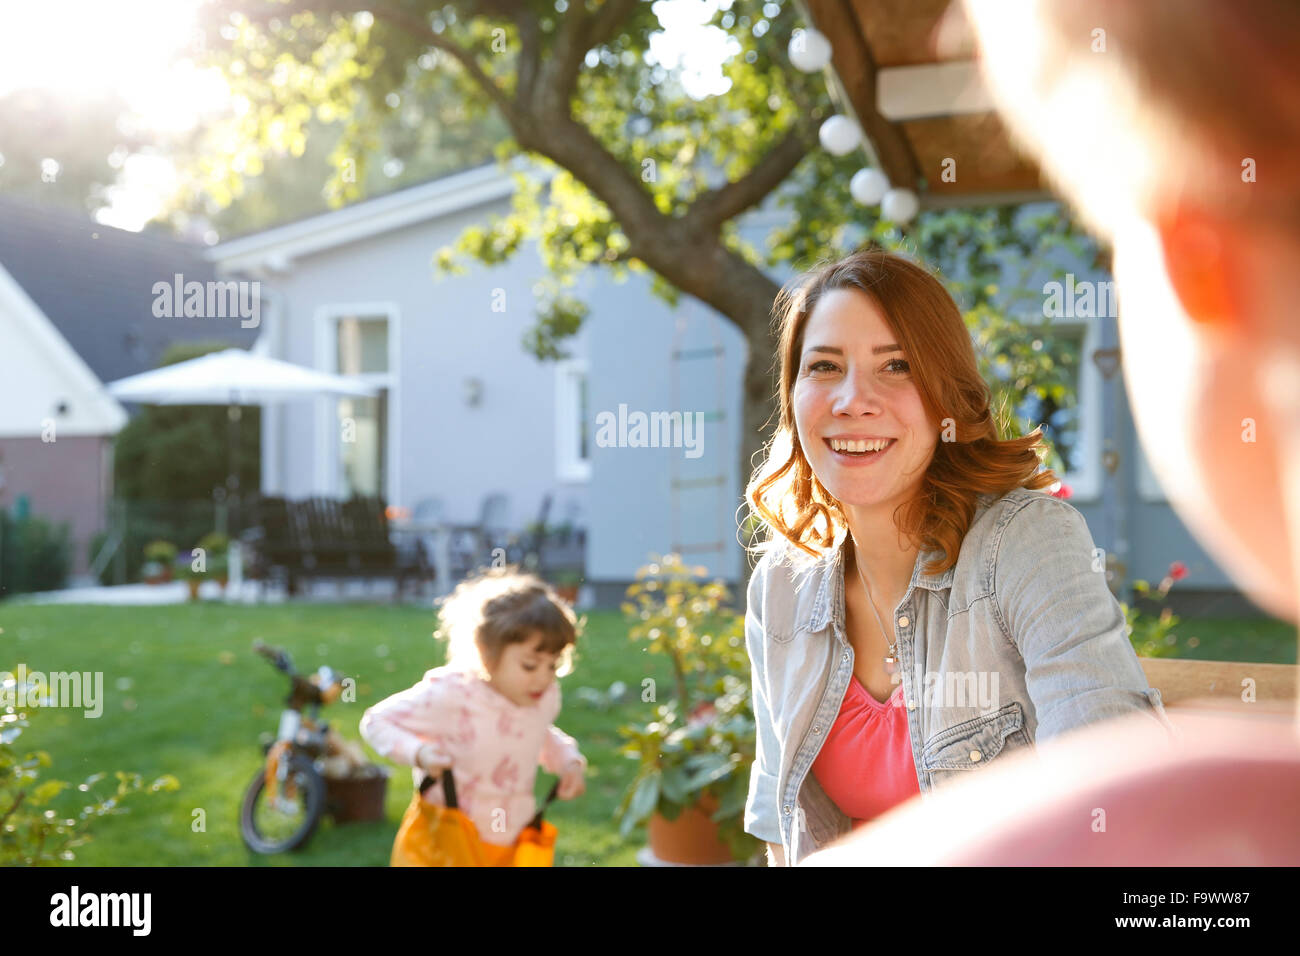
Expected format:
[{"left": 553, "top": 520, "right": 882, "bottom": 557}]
[{"left": 0, "top": 195, "right": 259, "bottom": 386}]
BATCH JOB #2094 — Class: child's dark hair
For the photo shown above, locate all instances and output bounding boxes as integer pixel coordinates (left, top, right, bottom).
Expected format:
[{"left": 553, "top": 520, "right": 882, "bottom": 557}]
[{"left": 433, "top": 566, "right": 581, "bottom": 678}]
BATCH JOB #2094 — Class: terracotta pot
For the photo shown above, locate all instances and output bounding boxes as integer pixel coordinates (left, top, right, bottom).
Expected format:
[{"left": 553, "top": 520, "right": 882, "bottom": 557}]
[{"left": 647, "top": 790, "right": 735, "bottom": 865}]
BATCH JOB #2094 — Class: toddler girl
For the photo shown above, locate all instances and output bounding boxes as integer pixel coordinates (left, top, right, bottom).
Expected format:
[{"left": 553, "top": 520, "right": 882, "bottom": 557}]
[{"left": 360, "top": 567, "right": 587, "bottom": 847}]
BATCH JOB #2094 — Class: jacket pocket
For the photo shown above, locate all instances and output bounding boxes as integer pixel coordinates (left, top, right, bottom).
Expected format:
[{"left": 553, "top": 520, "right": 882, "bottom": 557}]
[
  {"left": 768, "top": 626, "right": 794, "bottom": 645},
  {"left": 920, "top": 701, "right": 1027, "bottom": 773}
]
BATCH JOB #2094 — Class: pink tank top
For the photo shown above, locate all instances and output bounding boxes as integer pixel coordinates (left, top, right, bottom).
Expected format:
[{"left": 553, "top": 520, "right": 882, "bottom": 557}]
[{"left": 811, "top": 674, "right": 920, "bottom": 829}]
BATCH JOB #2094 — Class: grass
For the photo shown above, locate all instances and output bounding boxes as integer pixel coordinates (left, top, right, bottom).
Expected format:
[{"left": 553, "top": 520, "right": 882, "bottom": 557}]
[
  {"left": 1, "top": 602, "right": 677, "bottom": 866},
  {"left": 2, "top": 600, "right": 1293, "bottom": 866},
  {"left": 1155, "top": 616, "right": 1297, "bottom": 664}
]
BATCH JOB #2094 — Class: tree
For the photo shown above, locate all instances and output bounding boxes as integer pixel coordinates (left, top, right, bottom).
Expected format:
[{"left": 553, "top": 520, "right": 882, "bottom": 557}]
[
  {"left": 112, "top": 342, "right": 262, "bottom": 502},
  {"left": 191, "top": 0, "right": 1092, "bottom": 567},
  {"left": 0, "top": 87, "right": 144, "bottom": 217}
]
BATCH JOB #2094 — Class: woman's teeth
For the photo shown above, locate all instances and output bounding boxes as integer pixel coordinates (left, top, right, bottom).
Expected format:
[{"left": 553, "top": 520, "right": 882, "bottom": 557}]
[{"left": 830, "top": 438, "right": 894, "bottom": 454}]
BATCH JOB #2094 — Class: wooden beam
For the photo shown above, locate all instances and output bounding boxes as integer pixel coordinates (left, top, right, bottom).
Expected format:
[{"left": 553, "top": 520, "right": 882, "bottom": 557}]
[
  {"left": 804, "top": 0, "right": 921, "bottom": 191},
  {"left": 1138, "top": 657, "right": 1298, "bottom": 709},
  {"left": 877, "top": 61, "right": 993, "bottom": 120}
]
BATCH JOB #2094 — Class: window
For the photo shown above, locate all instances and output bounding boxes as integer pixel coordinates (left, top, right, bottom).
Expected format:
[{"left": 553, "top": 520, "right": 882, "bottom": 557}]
[
  {"left": 315, "top": 306, "right": 399, "bottom": 503},
  {"left": 1011, "top": 326, "right": 1085, "bottom": 474},
  {"left": 336, "top": 317, "right": 389, "bottom": 497},
  {"left": 1000, "top": 318, "right": 1101, "bottom": 501},
  {"left": 555, "top": 358, "right": 591, "bottom": 482}
]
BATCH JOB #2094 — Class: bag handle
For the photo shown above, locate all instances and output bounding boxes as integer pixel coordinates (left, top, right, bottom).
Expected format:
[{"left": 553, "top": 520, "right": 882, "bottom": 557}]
[{"left": 418, "top": 768, "right": 561, "bottom": 830}]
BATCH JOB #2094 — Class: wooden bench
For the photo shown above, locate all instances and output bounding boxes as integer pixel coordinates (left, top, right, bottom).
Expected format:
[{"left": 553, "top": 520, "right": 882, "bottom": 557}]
[
  {"left": 1137, "top": 656, "right": 1298, "bottom": 715},
  {"left": 242, "top": 495, "right": 425, "bottom": 599}
]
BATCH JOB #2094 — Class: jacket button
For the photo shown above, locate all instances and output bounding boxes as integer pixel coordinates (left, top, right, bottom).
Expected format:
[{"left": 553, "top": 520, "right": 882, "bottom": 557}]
[
  {"left": 813, "top": 725, "right": 821, "bottom": 734},
  {"left": 906, "top": 701, "right": 916, "bottom": 711},
  {"left": 783, "top": 805, "right": 792, "bottom": 814},
  {"left": 842, "top": 652, "right": 849, "bottom": 662},
  {"left": 897, "top": 616, "right": 909, "bottom": 628},
  {"left": 969, "top": 750, "right": 982, "bottom": 762}
]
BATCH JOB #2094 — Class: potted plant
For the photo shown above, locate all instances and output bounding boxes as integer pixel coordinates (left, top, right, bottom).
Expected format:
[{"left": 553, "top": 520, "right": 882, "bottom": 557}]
[
  {"left": 551, "top": 569, "right": 582, "bottom": 605},
  {"left": 142, "top": 540, "right": 177, "bottom": 584},
  {"left": 209, "top": 553, "right": 230, "bottom": 591},
  {"left": 178, "top": 560, "right": 204, "bottom": 601},
  {"left": 197, "top": 531, "right": 230, "bottom": 557},
  {"left": 196, "top": 532, "right": 231, "bottom": 591},
  {"left": 614, "top": 554, "right": 760, "bottom": 865}
]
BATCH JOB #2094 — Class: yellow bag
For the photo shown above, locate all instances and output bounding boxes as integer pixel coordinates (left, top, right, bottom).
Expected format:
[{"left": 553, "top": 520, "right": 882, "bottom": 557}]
[{"left": 390, "top": 769, "right": 559, "bottom": 867}]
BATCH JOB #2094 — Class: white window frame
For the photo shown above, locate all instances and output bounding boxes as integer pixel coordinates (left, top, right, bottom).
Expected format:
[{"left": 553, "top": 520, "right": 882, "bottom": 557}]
[
  {"left": 313, "top": 303, "right": 401, "bottom": 506},
  {"left": 555, "top": 357, "right": 591, "bottom": 483},
  {"left": 1011, "top": 312, "right": 1102, "bottom": 502}
]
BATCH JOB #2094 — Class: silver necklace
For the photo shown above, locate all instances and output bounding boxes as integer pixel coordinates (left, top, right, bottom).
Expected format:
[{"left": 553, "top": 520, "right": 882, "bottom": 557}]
[{"left": 850, "top": 538, "right": 902, "bottom": 685}]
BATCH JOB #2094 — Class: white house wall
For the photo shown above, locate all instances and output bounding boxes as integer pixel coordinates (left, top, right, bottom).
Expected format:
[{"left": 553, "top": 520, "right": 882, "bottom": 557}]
[
  {"left": 0, "top": 268, "right": 125, "bottom": 438},
  {"left": 253, "top": 193, "right": 590, "bottom": 538}
]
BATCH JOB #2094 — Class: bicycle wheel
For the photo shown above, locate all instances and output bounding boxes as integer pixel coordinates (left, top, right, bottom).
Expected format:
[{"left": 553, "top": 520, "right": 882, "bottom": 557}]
[{"left": 240, "top": 752, "right": 326, "bottom": 854}]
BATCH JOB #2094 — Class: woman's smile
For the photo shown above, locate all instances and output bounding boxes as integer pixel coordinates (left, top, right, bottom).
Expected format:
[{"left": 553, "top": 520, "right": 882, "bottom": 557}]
[{"left": 824, "top": 436, "right": 898, "bottom": 466}]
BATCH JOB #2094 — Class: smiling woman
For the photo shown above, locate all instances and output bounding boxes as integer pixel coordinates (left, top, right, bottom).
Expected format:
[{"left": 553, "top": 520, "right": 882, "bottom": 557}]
[{"left": 741, "top": 246, "right": 1170, "bottom": 865}]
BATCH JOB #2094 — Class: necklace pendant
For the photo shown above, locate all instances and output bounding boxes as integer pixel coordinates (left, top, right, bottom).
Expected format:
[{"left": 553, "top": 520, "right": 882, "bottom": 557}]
[{"left": 883, "top": 655, "right": 898, "bottom": 675}]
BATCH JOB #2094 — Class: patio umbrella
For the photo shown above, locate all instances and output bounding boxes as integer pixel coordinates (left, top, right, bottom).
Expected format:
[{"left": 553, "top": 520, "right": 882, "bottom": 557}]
[{"left": 105, "top": 348, "right": 378, "bottom": 522}]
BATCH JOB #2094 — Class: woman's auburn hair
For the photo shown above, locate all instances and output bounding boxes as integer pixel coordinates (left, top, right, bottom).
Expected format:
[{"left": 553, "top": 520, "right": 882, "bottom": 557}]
[{"left": 745, "top": 245, "right": 1059, "bottom": 576}]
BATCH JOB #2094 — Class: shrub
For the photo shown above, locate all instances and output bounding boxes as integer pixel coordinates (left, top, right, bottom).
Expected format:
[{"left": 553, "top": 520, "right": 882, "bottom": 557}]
[
  {"left": 0, "top": 511, "right": 71, "bottom": 596},
  {"left": 0, "top": 663, "right": 179, "bottom": 864}
]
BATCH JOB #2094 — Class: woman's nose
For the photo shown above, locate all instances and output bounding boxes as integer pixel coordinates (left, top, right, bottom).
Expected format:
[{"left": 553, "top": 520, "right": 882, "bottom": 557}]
[{"left": 832, "top": 369, "right": 884, "bottom": 414}]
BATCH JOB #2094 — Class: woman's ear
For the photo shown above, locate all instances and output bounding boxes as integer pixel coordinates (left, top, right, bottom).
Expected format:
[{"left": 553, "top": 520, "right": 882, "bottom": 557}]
[{"left": 1154, "top": 203, "right": 1251, "bottom": 332}]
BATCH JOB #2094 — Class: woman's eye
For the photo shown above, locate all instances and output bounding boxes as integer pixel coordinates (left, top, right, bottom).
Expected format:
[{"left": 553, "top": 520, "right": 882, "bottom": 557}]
[
  {"left": 808, "top": 360, "right": 839, "bottom": 373},
  {"left": 522, "top": 664, "right": 537, "bottom": 672},
  {"left": 885, "top": 358, "right": 910, "bottom": 375}
]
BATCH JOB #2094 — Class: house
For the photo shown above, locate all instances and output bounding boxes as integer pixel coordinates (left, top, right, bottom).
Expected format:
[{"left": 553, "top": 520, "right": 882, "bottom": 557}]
[
  {"left": 207, "top": 157, "right": 1262, "bottom": 615},
  {"left": 207, "top": 158, "right": 763, "bottom": 604},
  {"left": 0, "top": 195, "right": 258, "bottom": 578}
]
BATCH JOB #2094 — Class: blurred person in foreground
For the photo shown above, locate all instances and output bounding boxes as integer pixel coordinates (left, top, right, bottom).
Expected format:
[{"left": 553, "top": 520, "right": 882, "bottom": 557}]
[{"left": 804, "top": 0, "right": 1300, "bottom": 865}]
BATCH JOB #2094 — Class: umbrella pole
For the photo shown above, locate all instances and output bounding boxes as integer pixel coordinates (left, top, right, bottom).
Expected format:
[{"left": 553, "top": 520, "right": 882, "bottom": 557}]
[{"left": 228, "top": 402, "right": 241, "bottom": 536}]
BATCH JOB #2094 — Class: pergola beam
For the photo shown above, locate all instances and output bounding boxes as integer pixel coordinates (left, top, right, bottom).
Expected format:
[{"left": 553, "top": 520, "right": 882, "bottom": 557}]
[{"left": 803, "top": 0, "right": 921, "bottom": 191}]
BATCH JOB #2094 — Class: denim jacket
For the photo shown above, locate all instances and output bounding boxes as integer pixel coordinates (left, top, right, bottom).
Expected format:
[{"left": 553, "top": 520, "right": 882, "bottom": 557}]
[{"left": 743, "top": 487, "right": 1173, "bottom": 865}]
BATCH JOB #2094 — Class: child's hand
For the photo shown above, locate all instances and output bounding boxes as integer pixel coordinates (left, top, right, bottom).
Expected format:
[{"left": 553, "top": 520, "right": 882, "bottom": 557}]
[
  {"left": 415, "top": 744, "right": 450, "bottom": 775},
  {"left": 557, "top": 759, "right": 586, "bottom": 800}
]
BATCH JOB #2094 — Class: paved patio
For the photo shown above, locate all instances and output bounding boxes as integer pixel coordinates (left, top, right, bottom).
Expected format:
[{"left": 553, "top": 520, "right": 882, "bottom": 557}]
[{"left": 7, "top": 578, "right": 433, "bottom": 606}]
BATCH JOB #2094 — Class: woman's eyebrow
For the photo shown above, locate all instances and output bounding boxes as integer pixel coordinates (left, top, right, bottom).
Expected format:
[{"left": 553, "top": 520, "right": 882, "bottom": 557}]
[{"left": 804, "top": 344, "right": 903, "bottom": 355}]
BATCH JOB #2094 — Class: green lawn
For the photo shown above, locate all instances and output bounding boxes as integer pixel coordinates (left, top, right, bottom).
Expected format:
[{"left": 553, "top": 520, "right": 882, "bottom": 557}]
[
  {"left": 1, "top": 602, "right": 677, "bottom": 866},
  {"left": 2, "top": 601, "right": 1293, "bottom": 866},
  {"left": 1158, "top": 616, "right": 1297, "bottom": 664}
]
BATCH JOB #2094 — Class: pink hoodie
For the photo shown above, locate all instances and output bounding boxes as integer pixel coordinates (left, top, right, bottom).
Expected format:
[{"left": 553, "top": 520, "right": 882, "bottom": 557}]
[{"left": 360, "top": 666, "right": 586, "bottom": 846}]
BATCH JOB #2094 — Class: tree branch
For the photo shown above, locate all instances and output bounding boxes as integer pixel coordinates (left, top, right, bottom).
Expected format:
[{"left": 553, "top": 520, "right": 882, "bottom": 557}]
[
  {"left": 683, "top": 123, "right": 818, "bottom": 235},
  {"left": 368, "top": 1, "right": 521, "bottom": 123},
  {"left": 545, "top": 0, "right": 642, "bottom": 103}
]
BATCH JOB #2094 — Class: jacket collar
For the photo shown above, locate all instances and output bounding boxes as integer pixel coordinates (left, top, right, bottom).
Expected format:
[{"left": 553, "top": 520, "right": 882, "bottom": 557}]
[{"left": 801, "top": 532, "right": 955, "bottom": 634}]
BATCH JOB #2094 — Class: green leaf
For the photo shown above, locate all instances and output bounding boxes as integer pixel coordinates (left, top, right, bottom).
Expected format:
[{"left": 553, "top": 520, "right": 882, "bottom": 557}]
[
  {"left": 30, "top": 781, "right": 65, "bottom": 806},
  {"left": 620, "top": 772, "right": 661, "bottom": 837}
]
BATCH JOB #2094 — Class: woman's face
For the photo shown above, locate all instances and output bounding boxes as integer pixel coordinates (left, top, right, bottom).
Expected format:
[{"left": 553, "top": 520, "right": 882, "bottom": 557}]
[{"left": 792, "top": 287, "right": 940, "bottom": 513}]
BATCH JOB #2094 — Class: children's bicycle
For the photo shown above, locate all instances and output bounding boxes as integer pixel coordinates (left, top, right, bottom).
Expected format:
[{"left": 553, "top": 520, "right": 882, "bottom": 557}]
[{"left": 239, "top": 640, "right": 344, "bottom": 854}]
